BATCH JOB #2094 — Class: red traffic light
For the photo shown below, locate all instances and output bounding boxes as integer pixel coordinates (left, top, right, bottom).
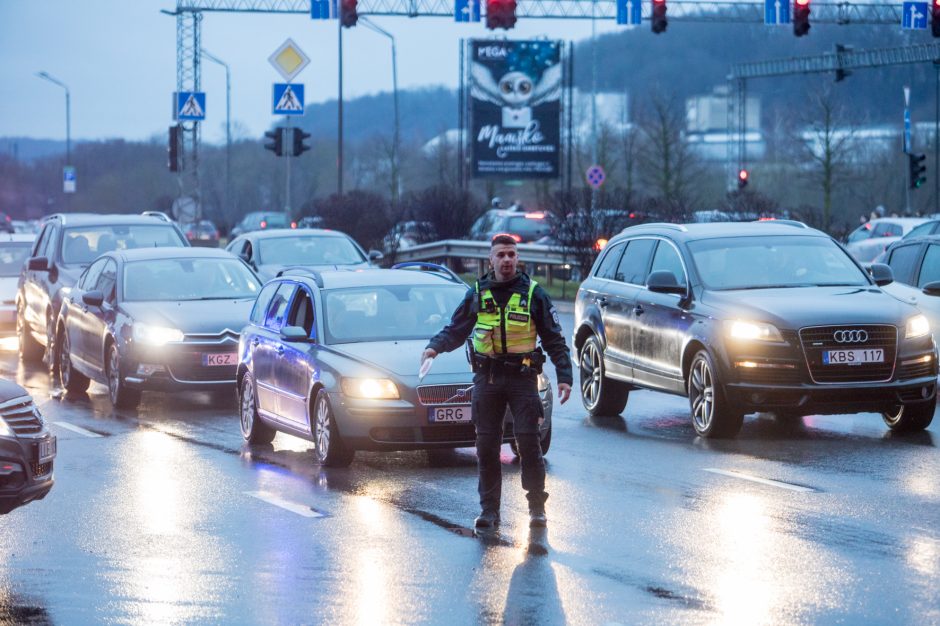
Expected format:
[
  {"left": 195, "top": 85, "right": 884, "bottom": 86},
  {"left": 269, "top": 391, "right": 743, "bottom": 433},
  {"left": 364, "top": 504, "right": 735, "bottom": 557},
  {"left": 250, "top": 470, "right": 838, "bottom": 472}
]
[
  {"left": 341, "top": 0, "right": 358, "bottom": 27},
  {"left": 651, "top": 0, "right": 667, "bottom": 34},
  {"left": 737, "top": 169, "right": 749, "bottom": 189},
  {"left": 793, "top": 0, "right": 810, "bottom": 36},
  {"left": 933, "top": 0, "right": 940, "bottom": 37},
  {"left": 486, "top": 0, "right": 517, "bottom": 30}
]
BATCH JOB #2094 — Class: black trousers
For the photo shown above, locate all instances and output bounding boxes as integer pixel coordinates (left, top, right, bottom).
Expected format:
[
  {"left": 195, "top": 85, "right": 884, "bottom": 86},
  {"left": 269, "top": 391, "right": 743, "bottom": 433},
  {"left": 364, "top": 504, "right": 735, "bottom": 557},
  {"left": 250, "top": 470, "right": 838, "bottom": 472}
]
[{"left": 471, "top": 369, "right": 547, "bottom": 514}]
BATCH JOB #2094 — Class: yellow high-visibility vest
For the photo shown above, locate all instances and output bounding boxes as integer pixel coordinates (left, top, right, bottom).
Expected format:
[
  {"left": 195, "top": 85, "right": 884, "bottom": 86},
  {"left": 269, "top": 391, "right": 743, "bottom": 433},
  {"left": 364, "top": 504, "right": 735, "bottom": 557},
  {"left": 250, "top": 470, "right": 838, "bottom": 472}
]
[{"left": 472, "top": 279, "right": 538, "bottom": 355}]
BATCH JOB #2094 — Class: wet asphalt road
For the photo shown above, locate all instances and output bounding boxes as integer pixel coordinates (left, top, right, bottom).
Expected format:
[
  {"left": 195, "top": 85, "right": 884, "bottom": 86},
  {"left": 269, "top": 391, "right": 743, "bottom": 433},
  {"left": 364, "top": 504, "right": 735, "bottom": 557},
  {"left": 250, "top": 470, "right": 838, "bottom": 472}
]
[{"left": 0, "top": 309, "right": 938, "bottom": 625}]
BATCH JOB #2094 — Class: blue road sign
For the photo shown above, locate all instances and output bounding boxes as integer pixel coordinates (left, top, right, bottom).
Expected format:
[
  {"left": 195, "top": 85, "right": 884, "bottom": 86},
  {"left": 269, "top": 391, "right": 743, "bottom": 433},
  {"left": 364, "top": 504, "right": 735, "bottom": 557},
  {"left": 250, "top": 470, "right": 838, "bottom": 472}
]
[
  {"left": 902, "top": 1, "right": 928, "bottom": 29},
  {"left": 586, "top": 165, "right": 606, "bottom": 189},
  {"left": 63, "top": 166, "right": 76, "bottom": 193},
  {"left": 616, "top": 0, "right": 642, "bottom": 25},
  {"left": 273, "top": 83, "right": 305, "bottom": 116},
  {"left": 311, "top": 0, "right": 337, "bottom": 19},
  {"left": 176, "top": 92, "right": 206, "bottom": 121},
  {"left": 764, "top": 0, "right": 791, "bottom": 24},
  {"left": 454, "top": 0, "right": 481, "bottom": 22}
]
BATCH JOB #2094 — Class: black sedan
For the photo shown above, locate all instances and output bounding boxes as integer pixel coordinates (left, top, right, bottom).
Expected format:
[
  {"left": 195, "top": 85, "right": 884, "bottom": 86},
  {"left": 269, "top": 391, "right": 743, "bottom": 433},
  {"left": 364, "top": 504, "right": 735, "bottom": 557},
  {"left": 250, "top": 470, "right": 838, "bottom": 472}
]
[
  {"left": 55, "top": 248, "right": 262, "bottom": 409},
  {"left": 0, "top": 377, "right": 55, "bottom": 514}
]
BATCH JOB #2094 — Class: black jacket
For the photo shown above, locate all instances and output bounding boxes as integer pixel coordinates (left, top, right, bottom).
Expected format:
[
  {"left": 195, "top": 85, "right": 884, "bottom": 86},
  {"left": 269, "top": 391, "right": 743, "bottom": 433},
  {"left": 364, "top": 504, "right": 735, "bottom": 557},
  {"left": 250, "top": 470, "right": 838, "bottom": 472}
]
[{"left": 426, "top": 272, "right": 573, "bottom": 386}]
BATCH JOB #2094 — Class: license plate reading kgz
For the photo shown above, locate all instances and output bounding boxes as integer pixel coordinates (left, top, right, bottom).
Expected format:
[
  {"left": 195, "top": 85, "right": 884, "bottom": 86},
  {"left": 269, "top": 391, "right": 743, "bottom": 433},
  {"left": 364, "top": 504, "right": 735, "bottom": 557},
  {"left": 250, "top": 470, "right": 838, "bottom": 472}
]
[
  {"left": 203, "top": 353, "right": 237, "bottom": 366},
  {"left": 823, "top": 349, "right": 884, "bottom": 365},
  {"left": 428, "top": 406, "right": 471, "bottom": 423}
]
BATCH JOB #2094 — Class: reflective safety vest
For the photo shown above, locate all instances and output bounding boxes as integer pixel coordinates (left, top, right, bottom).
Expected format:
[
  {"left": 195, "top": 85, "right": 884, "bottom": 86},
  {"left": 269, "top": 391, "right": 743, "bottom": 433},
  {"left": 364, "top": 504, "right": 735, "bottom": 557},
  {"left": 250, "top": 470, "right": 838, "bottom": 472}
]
[{"left": 472, "top": 279, "right": 538, "bottom": 355}]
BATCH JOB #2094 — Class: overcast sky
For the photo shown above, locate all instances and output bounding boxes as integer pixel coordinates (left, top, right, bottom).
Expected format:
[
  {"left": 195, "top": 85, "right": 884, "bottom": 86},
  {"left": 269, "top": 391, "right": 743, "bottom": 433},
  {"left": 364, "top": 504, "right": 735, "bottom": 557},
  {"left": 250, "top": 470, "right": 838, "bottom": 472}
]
[{"left": 0, "top": 0, "right": 621, "bottom": 145}]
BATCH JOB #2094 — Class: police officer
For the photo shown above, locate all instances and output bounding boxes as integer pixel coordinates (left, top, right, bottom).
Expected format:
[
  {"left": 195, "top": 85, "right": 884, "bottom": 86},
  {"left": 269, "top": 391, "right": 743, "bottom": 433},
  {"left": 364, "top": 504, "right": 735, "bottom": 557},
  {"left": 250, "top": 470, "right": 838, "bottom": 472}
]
[{"left": 421, "top": 234, "right": 572, "bottom": 529}]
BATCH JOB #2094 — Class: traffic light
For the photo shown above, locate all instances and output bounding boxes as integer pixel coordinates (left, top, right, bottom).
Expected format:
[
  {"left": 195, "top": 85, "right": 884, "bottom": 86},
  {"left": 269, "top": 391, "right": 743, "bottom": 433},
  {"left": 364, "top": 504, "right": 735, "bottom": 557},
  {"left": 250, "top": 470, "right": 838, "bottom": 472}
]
[
  {"left": 834, "top": 44, "right": 852, "bottom": 82},
  {"left": 341, "top": 0, "right": 358, "bottom": 27},
  {"left": 168, "top": 124, "right": 180, "bottom": 172},
  {"left": 486, "top": 0, "right": 517, "bottom": 30},
  {"left": 293, "top": 129, "right": 311, "bottom": 157},
  {"left": 793, "top": 0, "right": 810, "bottom": 37},
  {"left": 264, "top": 128, "right": 284, "bottom": 157},
  {"left": 933, "top": 0, "right": 940, "bottom": 37},
  {"left": 651, "top": 0, "right": 667, "bottom": 34},
  {"left": 737, "top": 168, "right": 749, "bottom": 189},
  {"left": 909, "top": 153, "right": 927, "bottom": 189}
]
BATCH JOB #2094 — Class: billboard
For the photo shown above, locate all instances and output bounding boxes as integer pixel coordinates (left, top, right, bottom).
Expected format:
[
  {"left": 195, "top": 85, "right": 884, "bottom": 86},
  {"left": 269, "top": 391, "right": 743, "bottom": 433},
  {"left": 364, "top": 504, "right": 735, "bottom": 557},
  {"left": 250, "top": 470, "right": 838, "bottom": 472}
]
[{"left": 470, "top": 40, "right": 562, "bottom": 178}]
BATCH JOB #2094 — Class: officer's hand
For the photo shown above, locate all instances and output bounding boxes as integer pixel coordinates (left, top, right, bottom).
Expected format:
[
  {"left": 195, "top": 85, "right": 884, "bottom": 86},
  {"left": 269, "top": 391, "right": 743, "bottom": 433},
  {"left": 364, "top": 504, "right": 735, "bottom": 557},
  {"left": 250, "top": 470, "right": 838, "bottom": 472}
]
[
  {"left": 421, "top": 348, "right": 438, "bottom": 364},
  {"left": 557, "top": 383, "right": 572, "bottom": 405}
]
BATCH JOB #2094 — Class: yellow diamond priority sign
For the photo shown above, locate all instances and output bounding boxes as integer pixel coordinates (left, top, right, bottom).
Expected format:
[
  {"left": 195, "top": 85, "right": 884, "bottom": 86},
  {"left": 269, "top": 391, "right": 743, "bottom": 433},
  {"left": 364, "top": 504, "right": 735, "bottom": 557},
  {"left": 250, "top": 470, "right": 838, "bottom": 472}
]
[{"left": 268, "top": 39, "right": 310, "bottom": 82}]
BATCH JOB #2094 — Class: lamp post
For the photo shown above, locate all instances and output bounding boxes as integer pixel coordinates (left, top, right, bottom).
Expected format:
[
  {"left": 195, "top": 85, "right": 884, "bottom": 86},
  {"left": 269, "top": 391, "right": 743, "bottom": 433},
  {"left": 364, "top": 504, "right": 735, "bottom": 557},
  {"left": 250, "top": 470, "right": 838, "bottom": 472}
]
[
  {"left": 201, "top": 49, "right": 231, "bottom": 225},
  {"left": 361, "top": 17, "right": 401, "bottom": 204},
  {"left": 36, "top": 71, "right": 71, "bottom": 202}
]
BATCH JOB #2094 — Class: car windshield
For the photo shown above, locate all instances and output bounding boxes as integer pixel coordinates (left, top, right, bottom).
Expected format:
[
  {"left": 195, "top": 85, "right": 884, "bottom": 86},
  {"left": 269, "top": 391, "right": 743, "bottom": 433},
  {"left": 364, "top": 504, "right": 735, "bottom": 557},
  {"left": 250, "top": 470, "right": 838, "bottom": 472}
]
[
  {"left": 62, "top": 225, "right": 186, "bottom": 265},
  {"left": 324, "top": 284, "right": 467, "bottom": 344},
  {"left": 0, "top": 242, "right": 32, "bottom": 277},
  {"left": 503, "top": 216, "right": 551, "bottom": 238},
  {"left": 688, "top": 235, "right": 869, "bottom": 290},
  {"left": 258, "top": 236, "right": 365, "bottom": 266},
  {"left": 123, "top": 258, "right": 261, "bottom": 301}
]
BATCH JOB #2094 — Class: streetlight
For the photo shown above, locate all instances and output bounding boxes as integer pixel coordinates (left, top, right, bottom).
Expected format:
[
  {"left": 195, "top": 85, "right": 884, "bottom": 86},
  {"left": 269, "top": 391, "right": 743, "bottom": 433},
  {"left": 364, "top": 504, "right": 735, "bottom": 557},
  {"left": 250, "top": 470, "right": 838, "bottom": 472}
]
[
  {"left": 360, "top": 17, "right": 401, "bottom": 203},
  {"left": 201, "top": 49, "right": 231, "bottom": 224},
  {"left": 36, "top": 71, "right": 71, "bottom": 185}
]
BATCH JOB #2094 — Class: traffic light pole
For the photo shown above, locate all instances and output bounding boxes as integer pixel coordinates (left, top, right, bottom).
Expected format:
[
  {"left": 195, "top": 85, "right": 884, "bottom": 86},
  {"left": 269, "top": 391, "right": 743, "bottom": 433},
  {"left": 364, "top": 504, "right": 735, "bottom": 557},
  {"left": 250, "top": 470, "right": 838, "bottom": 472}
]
[
  {"left": 338, "top": 14, "right": 344, "bottom": 196},
  {"left": 285, "top": 120, "right": 293, "bottom": 216},
  {"left": 936, "top": 60, "right": 939, "bottom": 215}
]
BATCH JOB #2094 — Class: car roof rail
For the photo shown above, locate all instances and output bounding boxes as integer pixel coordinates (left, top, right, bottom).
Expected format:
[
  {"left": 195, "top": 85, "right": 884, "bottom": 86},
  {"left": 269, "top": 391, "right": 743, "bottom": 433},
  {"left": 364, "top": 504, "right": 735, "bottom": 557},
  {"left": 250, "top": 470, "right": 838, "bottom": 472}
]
[
  {"left": 391, "top": 262, "right": 466, "bottom": 285},
  {"left": 276, "top": 266, "right": 324, "bottom": 287},
  {"left": 626, "top": 222, "right": 688, "bottom": 232},
  {"left": 755, "top": 219, "right": 809, "bottom": 228},
  {"left": 142, "top": 211, "right": 173, "bottom": 223}
]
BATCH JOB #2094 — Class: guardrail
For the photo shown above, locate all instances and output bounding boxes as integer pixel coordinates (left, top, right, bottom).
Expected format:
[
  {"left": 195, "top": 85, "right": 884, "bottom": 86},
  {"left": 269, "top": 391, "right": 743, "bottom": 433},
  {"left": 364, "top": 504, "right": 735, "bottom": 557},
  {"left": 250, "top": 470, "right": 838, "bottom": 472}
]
[{"left": 389, "top": 239, "right": 575, "bottom": 284}]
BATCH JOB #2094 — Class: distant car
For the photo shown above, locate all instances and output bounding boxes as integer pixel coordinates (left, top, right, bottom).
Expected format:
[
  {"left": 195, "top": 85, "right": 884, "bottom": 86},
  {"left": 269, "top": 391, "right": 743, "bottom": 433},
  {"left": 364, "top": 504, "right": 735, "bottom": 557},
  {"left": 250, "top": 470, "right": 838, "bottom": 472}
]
[
  {"left": 236, "top": 265, "right": 553, "bottom": 466},
  {"left": 0, "top": 234, "right": 35, "bottom": 337},
  {"left": 182, "top": 220, "right": 220, "bottom": 247},
  {"left": 226, "top": 228, "right": 382, "bottom": 281},
  {"left": 0, "top": 213, "right": 14, "bottom": 235},
  {"left": 0, "top": 377, "right": 55, "bottom": 514},
  {"left": 383, "top": 221, "right": 437, "bottom": 254},
  {"left": 55, "top": 247, "right": 261, "bottom": 409},
  {"left": 297, "top": 216, "right": 325, "bottom": 229},
  {"left": 17, "top": 213, "right": 189, "bottom": 364},
  {"left": 469, "top": 208, "right": 552, "bottom": 243},
  {"left": 844, "top": 217, "right": 928, "bottom": 262},
  {"left": 230, "top": 211, "right": 297, "bottom": 237}
]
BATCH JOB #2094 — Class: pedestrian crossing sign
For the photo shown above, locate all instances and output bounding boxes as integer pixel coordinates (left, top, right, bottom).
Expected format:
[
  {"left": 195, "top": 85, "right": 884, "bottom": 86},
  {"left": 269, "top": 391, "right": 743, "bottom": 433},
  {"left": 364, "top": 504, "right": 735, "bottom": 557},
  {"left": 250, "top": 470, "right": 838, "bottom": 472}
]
[
  {"left": 273, "top": 83, "right": 305, "bottom": 116},
  {"left": 176, "top": 91, "right": 206, "bottom": 121}
]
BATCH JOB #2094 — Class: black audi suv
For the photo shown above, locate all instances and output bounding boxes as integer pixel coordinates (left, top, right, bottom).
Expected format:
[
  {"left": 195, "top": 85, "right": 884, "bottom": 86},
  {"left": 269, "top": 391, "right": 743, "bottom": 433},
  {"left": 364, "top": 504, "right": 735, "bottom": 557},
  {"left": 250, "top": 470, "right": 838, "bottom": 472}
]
[{"left": 573, "top": 221, "right": 938, "bottom": 438}]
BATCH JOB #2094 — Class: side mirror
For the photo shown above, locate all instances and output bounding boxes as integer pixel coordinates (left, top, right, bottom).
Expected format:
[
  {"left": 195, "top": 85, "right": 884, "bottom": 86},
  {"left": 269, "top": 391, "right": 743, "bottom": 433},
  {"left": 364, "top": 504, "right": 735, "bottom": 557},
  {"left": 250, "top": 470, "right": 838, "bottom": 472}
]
[
  {"left": 647, "top": 270, "right": 686, "bottom": 295},
  {"left": 280, "top": 325, "right": 312, "bottom": 343},
  {"left": 28, "top": 256, "right": 49, "bottom": 272},
  {"left": 82, "top": 290, "right": 104, "bottom": 307},
  {"left": 868, "top": 263, "right": 894, "bottom": 287},
  {"left": 923, "top": 281, "right": 940, "bottom": 296},
  {"left": 368, "top": 250, "right": 384, "bottom": 262}
]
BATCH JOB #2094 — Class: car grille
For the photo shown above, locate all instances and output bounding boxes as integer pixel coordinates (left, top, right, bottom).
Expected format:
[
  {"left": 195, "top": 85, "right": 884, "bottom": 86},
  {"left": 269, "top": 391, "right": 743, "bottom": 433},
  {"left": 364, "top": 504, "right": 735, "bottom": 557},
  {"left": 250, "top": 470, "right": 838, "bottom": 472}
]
[
  {"left": 165, "top": 343, "right": 238, "bottom": 383},
  {"left": 799, "top": 325, "right": 897, "bottom": 383},
  {"left": 31, "top": 461, "right": 52, "bottom": 478},
  {"left": 416, "top": 384, "right": 474, "bottom": 406},
  {"left": 0, "top": 396, "right": 43, "bottom": 435}
]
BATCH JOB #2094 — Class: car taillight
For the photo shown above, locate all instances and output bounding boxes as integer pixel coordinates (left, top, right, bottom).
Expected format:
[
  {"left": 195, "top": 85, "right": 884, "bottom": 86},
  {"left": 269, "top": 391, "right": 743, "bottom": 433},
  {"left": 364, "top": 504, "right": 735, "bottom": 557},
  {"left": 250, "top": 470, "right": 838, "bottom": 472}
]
[
  {"left": 524, "top": 212, "right": 545, "bottom": 219},
  {"left": 594, "top": 238, "right": 608, "bottom": 251},
  {"left": 260, "top": 220, "right": 267, "bottom": 228},
  {"left": 291, "top": 221, "right": 297, "bottom": 229}
]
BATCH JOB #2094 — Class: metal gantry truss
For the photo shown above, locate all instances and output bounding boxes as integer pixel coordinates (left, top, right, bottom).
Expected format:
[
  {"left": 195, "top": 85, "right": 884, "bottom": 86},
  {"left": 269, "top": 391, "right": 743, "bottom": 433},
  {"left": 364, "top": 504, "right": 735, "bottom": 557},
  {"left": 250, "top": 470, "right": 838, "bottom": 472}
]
[
  {"left": 727, "top": 42, "right": 940, "bottom": 189},
  {"left": 171, "top": 0, "right": 918, "bottom": 201}
]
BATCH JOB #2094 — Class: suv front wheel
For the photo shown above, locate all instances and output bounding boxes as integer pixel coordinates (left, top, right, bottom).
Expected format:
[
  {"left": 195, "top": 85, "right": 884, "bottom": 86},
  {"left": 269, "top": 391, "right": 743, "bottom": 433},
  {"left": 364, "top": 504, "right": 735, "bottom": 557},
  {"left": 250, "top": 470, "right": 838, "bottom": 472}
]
[
  {"left": 688, "top": 350, "right": 743, "bottom": 438},
  {"left": 579, "top": 335, "right": 629, "bottom": 416},
  {"left": 882, "top": 402, "right": 935, "bottom": 433}
]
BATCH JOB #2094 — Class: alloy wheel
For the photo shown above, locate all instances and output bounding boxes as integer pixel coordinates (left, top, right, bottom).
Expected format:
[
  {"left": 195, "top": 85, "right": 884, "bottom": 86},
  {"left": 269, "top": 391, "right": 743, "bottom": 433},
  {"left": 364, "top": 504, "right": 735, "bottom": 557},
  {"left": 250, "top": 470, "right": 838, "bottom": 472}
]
[
  {"left": 690, "top": 357, "right": 715, "bottom": 433},
  {"left": 108, "top": 346, "right": 121, "bottom": 403},
  {"left": 240, "top": 379, "right": 255, "bottom": 436},
  {"left": 59, "top": 332, "right": 72, "bottom": 385},
  {"left": 315, "top": 396, "right": 332, "bottom": 459},
  {"left": 580, "top": 341, "right": 602, "bottom": 409}
]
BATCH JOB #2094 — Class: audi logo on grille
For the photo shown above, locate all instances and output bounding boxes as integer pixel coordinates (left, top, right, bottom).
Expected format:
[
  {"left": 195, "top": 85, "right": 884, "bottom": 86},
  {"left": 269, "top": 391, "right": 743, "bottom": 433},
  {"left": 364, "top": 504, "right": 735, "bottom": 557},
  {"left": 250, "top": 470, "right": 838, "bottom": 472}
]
[{"left": 833, "top": 329, "right": 868, "bottom": 343}]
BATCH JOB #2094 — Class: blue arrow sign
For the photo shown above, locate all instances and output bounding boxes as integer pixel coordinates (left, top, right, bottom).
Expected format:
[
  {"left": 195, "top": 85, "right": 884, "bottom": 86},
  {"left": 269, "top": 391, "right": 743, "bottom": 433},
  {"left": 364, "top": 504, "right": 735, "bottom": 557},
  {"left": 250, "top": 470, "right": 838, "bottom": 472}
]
[
  {"left": 616, "top": 0, "right": 642, "bottom": 25},
  {"left": 273, "top": 84, "right": 305, "bottom": 116},
  {"left": 176, "top": 91, "right": 206, "bottom": 121},
  {"left": 454, "top": 0, "right": 481, "bottom": 22},
  {"left": 764, "top": 0, "right": 791, "bottom": 24},
  {"left": 311, "top": 0, "right": 337, "bottom": 19},
  {"left": 902, "top": 1, "right": 928, "bottom": 29}
]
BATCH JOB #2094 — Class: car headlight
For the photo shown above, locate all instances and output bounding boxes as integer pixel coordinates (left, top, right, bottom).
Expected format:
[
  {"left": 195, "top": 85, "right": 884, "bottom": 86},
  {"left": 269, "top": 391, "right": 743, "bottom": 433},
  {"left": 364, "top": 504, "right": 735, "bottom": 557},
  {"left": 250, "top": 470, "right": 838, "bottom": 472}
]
[
  {"left": 133, "top": 323, "right": 184, "bottom": 346},
  {"left": 906, "top": 314, "right": 930, "bottom": 339},
  {"left": 341, "top": 378, "right": 400, "bottom": 400},
  {"left": 726, "top": 320, "right": 784, "bottom": 343},
  {"left": 0, "top": 417, "right": 12, "bottom": 437}
]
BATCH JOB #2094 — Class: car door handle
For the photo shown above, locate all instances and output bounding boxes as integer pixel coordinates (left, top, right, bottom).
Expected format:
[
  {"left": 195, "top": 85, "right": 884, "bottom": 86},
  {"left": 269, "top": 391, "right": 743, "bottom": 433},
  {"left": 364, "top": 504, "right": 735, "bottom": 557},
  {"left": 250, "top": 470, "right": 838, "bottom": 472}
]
[
  {"left": 598, "top": 296, "right": 609, "bottom": 307},
  {"left": 276, "top": 346, "right": 285, "bottom": 355},
  {"left": 634, "top": 304, "right": 645, "bottom": 316}
]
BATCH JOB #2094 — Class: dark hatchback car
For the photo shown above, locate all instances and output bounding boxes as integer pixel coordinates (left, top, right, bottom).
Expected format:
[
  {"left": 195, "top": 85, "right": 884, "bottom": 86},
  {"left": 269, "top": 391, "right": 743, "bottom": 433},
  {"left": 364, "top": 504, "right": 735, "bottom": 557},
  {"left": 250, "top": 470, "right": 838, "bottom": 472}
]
[
  {"left": 236, "top": 266, "right": 553, "bottom": 466},
  {"left": 17, "top": 213, "right": 189, "bottom": 363},
  {"left": 56, "top": 248, "right": 261, "bottom": 409},
  {"left": 0, "top": 378, "right": 55, "bottom": 514},
  {"left": 226, "top": 228, "right": 382, "bottom": 281},
  {"left": 469, "top": 208, "right": 552, "bottom": 243},
  {"left": 573, "top": 221, "right": 938, "bottom": 438}
]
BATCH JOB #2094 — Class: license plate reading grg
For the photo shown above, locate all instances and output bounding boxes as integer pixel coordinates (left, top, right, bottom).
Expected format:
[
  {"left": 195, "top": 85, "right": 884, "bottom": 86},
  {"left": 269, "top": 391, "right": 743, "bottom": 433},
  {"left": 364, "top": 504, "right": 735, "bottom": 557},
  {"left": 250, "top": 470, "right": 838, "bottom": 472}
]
[{"left": 428, "top": 406, "right": 471, "bottom": 423}]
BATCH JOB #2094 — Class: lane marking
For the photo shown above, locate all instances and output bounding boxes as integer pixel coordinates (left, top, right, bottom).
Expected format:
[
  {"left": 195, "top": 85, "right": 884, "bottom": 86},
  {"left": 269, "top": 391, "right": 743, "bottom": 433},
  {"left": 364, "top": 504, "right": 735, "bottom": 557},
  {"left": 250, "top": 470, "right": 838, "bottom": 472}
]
[
  {"left": 703, "top": 468, "right": 817, "bottom": 493},
  {"left": 51, "top": 421, "right": 104, "bottom": 438},
  {"left": 244, "top": 491, "right": 327, "bottom": 518}
]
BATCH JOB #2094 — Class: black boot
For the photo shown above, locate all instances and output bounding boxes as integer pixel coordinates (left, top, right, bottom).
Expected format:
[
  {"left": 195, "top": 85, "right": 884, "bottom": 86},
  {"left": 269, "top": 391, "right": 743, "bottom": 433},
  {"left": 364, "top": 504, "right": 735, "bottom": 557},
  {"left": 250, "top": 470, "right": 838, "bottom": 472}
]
[{"left": 474, "top": 510, "right": 500, "bottom": 529}]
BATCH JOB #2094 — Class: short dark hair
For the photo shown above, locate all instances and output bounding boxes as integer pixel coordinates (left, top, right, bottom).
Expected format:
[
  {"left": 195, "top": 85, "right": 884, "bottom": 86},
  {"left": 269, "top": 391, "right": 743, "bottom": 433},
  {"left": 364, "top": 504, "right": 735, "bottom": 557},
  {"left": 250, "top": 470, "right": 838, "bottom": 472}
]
[{"left": 491, "top": 234, "right": 518, "bottom": 247}]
